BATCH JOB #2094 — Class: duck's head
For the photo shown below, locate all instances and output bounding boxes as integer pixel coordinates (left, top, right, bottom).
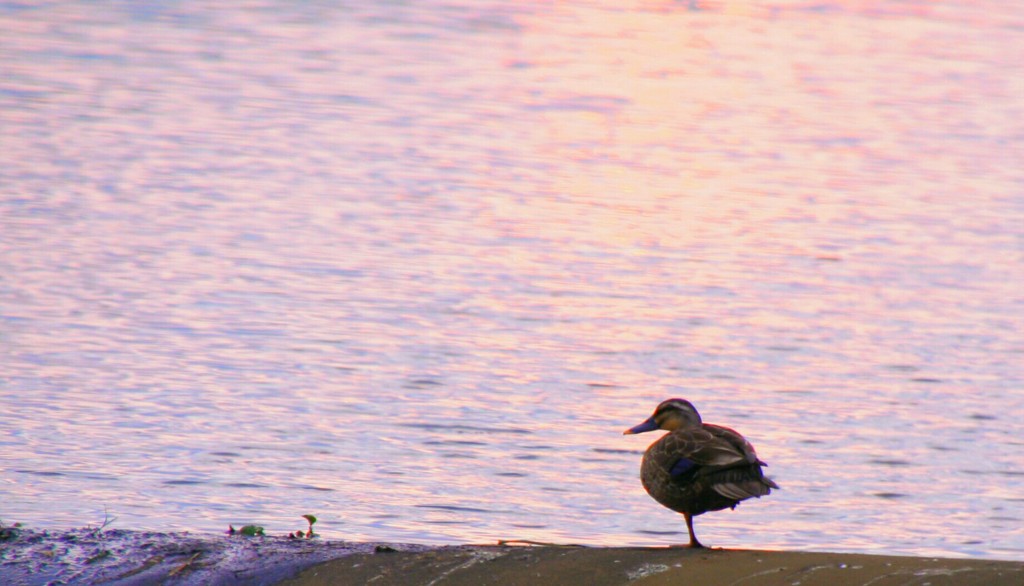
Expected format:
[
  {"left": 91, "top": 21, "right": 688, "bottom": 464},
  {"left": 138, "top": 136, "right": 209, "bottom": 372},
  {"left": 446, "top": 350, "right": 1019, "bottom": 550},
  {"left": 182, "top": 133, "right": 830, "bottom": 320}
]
[{"left": 623, "top": 398, "right": 702, "bottom": 434}]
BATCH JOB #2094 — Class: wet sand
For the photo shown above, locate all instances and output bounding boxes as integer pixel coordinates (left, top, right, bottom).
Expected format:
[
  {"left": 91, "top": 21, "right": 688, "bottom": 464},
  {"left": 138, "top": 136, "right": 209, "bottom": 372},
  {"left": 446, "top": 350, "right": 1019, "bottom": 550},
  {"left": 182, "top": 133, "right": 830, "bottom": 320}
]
[
  {"left": 280, "top": 544, "right": 1024, "bottom": 586},
  {"left": 2, "top": 529, "right": 1021, "bottom": 585}
]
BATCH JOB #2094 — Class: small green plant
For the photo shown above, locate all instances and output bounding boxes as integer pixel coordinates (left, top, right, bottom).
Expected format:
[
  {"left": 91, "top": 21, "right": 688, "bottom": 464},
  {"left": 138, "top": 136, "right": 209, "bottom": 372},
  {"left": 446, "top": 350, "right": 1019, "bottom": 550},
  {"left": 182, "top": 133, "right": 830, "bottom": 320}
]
[
  {"left": 302, "top": 514, "right": 317, "bottom": 537},
  {"left": 228, "top": 524, "right": 265, "bottom": 537},
  {"left": 289, "top": 514, "right": 318, "bottom": 539}
]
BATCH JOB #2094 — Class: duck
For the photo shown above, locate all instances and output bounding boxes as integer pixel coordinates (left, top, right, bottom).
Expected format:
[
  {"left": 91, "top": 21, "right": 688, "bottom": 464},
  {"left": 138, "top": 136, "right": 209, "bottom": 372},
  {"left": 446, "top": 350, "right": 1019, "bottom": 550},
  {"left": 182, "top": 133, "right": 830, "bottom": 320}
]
[{"left": 623, "top": 398, "right": 778, "bottom": 548}]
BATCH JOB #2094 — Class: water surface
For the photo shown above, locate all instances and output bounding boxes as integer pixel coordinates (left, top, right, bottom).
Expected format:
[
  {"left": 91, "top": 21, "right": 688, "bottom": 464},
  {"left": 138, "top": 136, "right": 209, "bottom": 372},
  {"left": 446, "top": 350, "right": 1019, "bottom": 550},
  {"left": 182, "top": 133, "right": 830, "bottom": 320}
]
[{"left": 2, "top": 0, "right": 1022, "bottom": 560}]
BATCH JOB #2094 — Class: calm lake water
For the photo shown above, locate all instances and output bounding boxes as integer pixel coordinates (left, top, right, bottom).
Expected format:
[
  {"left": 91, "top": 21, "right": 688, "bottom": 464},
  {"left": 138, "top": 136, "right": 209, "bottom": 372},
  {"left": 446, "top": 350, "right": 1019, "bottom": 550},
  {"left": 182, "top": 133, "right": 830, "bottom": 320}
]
[{"left": 2, "top": 0, "right": 1022, "bottom": 561}]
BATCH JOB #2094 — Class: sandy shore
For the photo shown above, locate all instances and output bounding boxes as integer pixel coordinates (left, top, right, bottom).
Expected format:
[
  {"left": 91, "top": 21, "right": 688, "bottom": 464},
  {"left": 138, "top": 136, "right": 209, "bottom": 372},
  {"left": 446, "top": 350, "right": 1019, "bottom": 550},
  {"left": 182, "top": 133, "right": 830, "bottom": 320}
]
[
  {"left": 279, "top": 544, "right": 1024, "bottom": 586},
  {"left": 2, "top": 529, "right": 1021, "bottom": 585}
]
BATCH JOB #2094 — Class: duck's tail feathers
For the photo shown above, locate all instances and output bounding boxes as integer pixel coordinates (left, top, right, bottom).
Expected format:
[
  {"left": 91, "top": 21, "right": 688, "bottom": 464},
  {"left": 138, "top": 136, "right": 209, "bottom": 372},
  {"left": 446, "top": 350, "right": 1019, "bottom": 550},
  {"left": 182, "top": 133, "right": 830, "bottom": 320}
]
[
  {"left": 709, "top": 465, "right": 779, "bottom": 500},
  {"left": 713, "top": 480, "right": 774, "bottom": 501}
]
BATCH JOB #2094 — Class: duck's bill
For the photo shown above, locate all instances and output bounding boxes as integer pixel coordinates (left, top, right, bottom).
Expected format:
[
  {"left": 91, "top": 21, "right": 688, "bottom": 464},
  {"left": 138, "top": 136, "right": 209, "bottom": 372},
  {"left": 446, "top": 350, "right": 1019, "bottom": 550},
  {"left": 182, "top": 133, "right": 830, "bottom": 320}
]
[{"left": 623, "top": 417, "right": 658, "bottom": 435}]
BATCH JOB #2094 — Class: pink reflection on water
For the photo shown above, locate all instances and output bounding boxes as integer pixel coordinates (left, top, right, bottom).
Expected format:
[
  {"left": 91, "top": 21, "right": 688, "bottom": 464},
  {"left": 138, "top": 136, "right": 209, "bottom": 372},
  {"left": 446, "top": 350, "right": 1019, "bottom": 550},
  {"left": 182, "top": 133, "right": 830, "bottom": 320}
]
[{"left": 1, "top": 0, "right": 1022, "bottom": 559}]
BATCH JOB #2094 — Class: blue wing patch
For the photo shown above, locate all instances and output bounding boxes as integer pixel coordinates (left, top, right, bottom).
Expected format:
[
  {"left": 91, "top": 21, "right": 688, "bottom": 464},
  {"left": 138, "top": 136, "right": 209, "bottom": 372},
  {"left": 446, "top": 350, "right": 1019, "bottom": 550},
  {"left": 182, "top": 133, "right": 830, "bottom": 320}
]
[{"left": 669, "top": 457, "right": 697, "bottom": 478}]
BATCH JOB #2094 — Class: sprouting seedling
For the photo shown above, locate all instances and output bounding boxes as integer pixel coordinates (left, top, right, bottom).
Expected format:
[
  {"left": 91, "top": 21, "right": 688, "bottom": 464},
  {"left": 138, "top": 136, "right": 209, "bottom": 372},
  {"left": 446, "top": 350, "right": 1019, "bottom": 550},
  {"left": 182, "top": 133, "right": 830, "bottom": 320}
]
[
  {"left": 302, "top": 514, "right": 317, "bottom": 538},
  {"left": 290, "top": 514, "right": 319, "bottom": 539}
]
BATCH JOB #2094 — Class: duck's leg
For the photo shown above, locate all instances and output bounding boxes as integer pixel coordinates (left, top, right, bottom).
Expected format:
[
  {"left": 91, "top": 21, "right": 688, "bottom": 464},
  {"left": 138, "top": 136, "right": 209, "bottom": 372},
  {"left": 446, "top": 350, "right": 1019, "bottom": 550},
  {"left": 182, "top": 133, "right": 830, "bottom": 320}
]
[{"left": 684, "top": 513, "right": 704, "bottom": 548}]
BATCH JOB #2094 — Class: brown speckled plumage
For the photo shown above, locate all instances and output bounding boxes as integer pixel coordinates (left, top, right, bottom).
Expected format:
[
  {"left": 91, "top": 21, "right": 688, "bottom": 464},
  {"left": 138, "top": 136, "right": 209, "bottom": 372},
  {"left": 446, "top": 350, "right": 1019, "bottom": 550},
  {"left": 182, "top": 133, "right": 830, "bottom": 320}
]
[{"left": 624, "top": 398, "right": 778, "bottom": 548}]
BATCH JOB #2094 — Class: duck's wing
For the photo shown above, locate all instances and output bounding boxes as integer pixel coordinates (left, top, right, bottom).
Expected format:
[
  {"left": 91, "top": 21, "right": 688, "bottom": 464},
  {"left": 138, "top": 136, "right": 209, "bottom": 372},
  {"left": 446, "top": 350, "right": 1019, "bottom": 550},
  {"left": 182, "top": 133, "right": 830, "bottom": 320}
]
[
  {"left": 704, "top": 424, "right": 764, "bottom": 465},
  {"left": 703, "top": 424, "right": 779, "bottom": 497},
  {"left": 658, "top": 427, "right": 751, "bottom": 481}
]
